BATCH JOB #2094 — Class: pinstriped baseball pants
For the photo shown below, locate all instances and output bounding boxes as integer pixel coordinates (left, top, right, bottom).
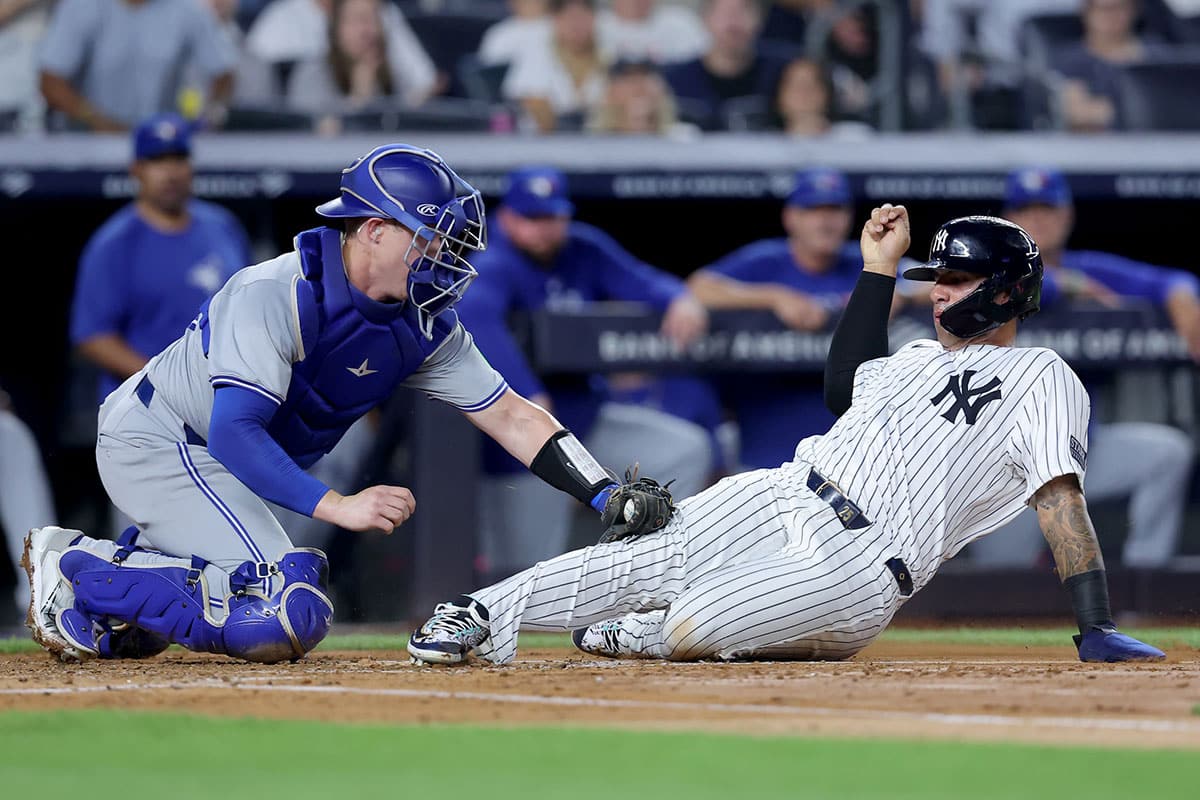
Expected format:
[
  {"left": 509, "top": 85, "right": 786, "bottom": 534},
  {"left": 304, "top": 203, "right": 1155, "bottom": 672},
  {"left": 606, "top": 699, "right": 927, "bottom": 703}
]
[{"left": 472, "top": 462, "right": 904, "bottom": 663}]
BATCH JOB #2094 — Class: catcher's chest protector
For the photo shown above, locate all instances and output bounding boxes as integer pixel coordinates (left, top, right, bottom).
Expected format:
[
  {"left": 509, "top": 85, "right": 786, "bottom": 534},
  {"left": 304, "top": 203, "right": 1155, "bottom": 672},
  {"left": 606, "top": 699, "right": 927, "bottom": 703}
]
[{"left": 269, "top": 227, "right": 454, "bottom": 467}]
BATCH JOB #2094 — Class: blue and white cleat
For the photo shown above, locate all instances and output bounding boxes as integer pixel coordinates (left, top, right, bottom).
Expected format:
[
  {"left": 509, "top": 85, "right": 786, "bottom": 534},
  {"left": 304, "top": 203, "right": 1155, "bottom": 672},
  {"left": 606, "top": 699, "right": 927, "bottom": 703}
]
[
  {"left": 21, "top": 527, "right": 96, "bottom": 662},
  {"left": 407, "top": 596, "right": 490, "bottom": 665},
  {"left": 571, "top": 617, "right": 640, "bottom": 660}
]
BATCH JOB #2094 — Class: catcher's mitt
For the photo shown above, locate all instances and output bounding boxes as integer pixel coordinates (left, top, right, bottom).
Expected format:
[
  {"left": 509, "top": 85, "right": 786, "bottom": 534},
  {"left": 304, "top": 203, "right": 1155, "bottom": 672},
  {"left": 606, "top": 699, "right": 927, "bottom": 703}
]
[{"left": 598, "top": 465, "right": 676, "bottom": 544}]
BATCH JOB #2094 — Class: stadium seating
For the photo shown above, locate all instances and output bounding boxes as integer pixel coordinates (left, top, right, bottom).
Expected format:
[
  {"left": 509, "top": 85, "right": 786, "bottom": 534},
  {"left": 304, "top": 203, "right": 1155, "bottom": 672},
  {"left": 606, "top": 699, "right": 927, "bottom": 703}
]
[
  {"left": 405, "top": 7, "right": 508, "bottom": 99},
  {"left": 338, "top": 97, "right": 497, "bottom": 132},
  {"left": 223, "top": 106, "right": 315, "bottom": 132},
  {"left": 1114, "top": 55, "right": 1200, "bottom": 130},
  {"left": 456, "top": 53, "right": 509, "bottom": 105},
  {"left": 1017, "top": 13, "right": 1084, "bottom": 71}
]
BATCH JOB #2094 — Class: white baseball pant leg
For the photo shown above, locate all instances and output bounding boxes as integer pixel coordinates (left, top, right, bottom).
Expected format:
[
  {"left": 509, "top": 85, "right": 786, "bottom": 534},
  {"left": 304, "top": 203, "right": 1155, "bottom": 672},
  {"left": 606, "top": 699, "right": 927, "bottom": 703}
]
[{"left": 472, "top": 463, "right": 900, "bottom": 663}]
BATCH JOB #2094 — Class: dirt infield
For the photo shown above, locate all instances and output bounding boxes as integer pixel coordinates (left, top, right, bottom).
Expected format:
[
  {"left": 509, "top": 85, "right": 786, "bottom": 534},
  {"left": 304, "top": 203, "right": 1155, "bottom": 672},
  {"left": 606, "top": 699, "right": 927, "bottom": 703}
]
[{"left": 2, "top": 639, "right": 1198, "bottom": 750}]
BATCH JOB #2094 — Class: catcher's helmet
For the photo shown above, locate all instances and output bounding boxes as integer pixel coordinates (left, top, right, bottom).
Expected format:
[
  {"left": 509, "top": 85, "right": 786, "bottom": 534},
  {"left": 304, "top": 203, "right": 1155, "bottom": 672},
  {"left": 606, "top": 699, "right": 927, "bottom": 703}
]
[
  {"left": 902, "top": 215, "right": 1043, "bottom": 338},
  {"left": 317, "top": 143, "right": 486, "bottom": 338}
]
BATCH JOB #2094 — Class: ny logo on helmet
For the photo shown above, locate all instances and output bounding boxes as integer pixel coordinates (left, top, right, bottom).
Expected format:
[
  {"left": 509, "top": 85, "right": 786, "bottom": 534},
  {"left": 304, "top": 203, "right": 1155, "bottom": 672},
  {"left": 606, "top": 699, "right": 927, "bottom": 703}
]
[
  {"left": 931, "top": 370, "right": 1002, "bottom": 424},
  {"left": 932, "top": 227, "right": 948, "bottom": 253}
]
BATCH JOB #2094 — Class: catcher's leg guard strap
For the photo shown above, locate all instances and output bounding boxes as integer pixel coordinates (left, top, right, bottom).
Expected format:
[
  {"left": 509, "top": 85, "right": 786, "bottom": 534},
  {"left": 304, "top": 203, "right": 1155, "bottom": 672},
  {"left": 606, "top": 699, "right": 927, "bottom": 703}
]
[
  {"left": 60, "top": 548, "right": 226, "bottom": 655},
  {"left": 59, "top": 547, "right": 334, "bottom": 663}
]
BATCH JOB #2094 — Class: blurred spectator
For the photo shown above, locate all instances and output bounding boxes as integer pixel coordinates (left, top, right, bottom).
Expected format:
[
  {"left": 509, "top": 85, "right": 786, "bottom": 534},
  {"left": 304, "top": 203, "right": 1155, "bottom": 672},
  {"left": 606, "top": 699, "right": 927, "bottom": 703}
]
[
  {"left": 1053, "top": 0, "right": 1172, "bottom": 131},
  {"left": 663, "top": 0, "right": 789, "bottom": 130},
  {"left": 586, "top": 57, "right": 698, "bottom": 136},
  {"left": 246, "top": 0, "right": 437, "bottom": 103},
  {"left": 969, "top": 166, "right": 1197, "bottom": 568},
  {"left": 0, "top": 0, "right": 51, "bottom": 132},
  {"left": 0, "top": 386, "right": 55, "bottom": 622},
  {"left": 687, "top": 167, "right": 863, "bottom": 469},
  {"left": 810, "top": 0, "right": 880, "bottom": 124},
  {"left": 456, "top": 166, "right": 713, "bottom": 581},
  {"left": 285, "top": 0, "right": 430, "bottom": 127},
  {"left": 760, "top": 0, "right": 820, "bottom": 47},
  {"left": 478, "top": 0, "right": 551, "bottom": 66},
  {"left": 37, "top": 0, "right": 236, "bottom": 131},
  {"left": 771, "top": 56, "right": 873, "bottom": 136},
  {"left": 917, "top": 0, "right": 1081, "bottom": 91},
  {"left": 198, "top": 0, "right": 279, "bottom": 109},
  {"left": 597, "top": 0, "right": 709, "bottom": 64},
  {"left": 502, "top": 0, "right": 609, "bottom": 132}
]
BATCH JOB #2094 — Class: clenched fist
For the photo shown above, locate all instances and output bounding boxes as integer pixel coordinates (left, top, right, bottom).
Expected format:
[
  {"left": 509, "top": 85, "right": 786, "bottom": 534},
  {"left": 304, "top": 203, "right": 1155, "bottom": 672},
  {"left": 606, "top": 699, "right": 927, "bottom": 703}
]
[{"left": 860, "top": 204, "right": 911, "bottom": 277}]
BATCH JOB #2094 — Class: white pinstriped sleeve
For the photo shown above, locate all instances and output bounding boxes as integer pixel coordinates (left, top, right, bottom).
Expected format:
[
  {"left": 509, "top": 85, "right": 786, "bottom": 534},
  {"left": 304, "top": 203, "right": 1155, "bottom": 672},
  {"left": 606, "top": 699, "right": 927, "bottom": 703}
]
[{"left": 1013, "top": 354, "right": 1091, "bottom": 501}]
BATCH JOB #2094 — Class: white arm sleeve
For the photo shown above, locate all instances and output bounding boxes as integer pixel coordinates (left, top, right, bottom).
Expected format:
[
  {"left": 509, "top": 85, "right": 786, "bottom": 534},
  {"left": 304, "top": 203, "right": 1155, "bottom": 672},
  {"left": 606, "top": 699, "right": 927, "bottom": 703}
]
[
  {"left": 206, "top": 274, "right": 302, "bottom": 404},
  {"left": 1013, "top": 355, "right": 1091, "bottom": 501},
  {"left": 402, "top": 323, "right": 509, "bottom": 412}
]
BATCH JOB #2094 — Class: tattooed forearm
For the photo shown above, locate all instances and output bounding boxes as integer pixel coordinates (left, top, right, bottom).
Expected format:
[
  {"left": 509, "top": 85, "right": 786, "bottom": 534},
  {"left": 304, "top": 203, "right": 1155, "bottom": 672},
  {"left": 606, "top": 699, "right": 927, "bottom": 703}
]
[{"left": 1034, "top": 475, "right": 1105, "bottom": 579}]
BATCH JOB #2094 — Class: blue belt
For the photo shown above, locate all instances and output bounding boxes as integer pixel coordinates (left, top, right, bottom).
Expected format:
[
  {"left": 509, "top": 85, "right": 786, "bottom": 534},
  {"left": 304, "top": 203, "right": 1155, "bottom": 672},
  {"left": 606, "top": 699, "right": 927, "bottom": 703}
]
[
  {"left": 135, "top": 375, "right": 207, "bottom": 448},
  {"left": 806, "top": 467, "right": 871, "bottom": 530}
]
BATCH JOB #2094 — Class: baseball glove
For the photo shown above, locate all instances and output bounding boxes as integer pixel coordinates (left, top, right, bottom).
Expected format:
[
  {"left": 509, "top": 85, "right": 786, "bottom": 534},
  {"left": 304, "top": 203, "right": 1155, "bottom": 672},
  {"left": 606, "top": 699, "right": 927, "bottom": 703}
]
[{"left": 598, "top": 465, "right": 676, "bottom": 544}]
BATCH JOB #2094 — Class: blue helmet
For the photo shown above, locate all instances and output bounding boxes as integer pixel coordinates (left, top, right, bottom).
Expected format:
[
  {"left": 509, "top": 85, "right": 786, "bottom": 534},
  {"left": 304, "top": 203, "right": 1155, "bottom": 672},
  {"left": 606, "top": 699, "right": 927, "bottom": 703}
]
[{"left": 317, "top": 143, "right": 487, "bottom": 338}]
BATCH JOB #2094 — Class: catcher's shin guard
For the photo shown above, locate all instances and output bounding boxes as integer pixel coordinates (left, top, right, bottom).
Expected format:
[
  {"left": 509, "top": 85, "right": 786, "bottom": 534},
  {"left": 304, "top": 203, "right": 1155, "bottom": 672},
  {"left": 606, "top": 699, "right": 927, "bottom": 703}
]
[{"left": 58, "top": 547, "right": 334, "bottom": 663}]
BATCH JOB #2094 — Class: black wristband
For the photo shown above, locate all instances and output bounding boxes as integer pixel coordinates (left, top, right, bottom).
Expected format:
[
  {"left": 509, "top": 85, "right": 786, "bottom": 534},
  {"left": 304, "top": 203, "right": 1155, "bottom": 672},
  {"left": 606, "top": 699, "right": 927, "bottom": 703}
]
[
  {"left": 529, "top": 429, "right": 615, "bottom": 505},
  {"left": 1063, "top": 569, "right": 1115, "bottom": 634}
]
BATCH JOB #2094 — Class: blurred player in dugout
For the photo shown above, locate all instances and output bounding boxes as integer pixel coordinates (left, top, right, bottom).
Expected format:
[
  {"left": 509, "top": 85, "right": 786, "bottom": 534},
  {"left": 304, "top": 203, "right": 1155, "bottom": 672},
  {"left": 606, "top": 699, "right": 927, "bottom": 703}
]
[
  {"left": 921, "top": 166, "right": 1199, "bottom": 569},
  {"left": 687, "top": 167, "right": 866, "bottom": 470},
  {"left": 68, "top": 113, "right": 368, "bottom": 546},
  {"left": 456, "top": 165, "right": 716, "bottom": 582}
]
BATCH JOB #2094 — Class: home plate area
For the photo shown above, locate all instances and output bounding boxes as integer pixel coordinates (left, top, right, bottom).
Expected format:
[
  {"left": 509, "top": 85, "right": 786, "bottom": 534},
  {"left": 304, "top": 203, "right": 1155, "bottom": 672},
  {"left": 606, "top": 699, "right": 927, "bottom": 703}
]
[{"left": 2, "top": 638, "right": 1198, "bottom": 750}]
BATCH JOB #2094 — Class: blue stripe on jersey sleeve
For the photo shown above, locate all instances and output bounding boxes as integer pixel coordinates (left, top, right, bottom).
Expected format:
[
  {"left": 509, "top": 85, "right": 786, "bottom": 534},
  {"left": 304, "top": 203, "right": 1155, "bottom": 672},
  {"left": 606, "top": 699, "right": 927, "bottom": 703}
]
[
  {"left": 210, "top": 375, "right": 284, "bottom": 405},
  {"left": 457, "top": 381, "right": 509, "bottom": 413}
]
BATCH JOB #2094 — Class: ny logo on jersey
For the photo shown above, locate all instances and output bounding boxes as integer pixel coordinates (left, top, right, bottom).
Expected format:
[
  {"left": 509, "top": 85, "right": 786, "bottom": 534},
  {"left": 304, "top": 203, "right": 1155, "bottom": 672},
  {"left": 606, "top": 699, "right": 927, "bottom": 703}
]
[{"left": 931, "top": 370, "right": 1002, "bottom": 424}]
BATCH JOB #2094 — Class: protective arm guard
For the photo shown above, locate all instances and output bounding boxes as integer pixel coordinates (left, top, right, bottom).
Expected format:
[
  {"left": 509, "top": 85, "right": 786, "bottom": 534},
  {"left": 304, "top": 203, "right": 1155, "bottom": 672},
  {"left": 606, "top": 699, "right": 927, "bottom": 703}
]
[{"left": 59, "top": 547, "right": 334, "bottom": 664}]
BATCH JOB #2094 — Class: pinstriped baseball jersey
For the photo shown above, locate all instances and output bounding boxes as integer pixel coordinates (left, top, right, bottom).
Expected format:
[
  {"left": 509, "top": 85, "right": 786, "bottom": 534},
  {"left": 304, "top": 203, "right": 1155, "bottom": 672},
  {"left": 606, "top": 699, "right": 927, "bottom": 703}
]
[
  {"left": 467, "top": 338, "right": 1090, "bottom": 664},
  {"left": 794, "top": 339, "right": 1090, "bottom": 590}
]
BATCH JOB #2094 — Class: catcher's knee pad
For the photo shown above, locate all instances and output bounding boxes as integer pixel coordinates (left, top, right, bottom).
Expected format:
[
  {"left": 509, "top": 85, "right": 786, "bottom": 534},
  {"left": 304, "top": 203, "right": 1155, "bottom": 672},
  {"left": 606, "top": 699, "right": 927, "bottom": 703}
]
[
  {"left": 224, "top": 550, "right": 334, "bottom": 664},
  {"left": 59, "top": 547, "right": 333, "bottom": 664}
]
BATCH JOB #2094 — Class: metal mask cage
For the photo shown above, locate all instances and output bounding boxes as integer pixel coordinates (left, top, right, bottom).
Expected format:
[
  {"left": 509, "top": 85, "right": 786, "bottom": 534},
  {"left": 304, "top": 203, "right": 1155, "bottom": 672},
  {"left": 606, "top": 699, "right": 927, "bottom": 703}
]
[{"left": 404, "top": 190, "right": 487, "bottom": 338}]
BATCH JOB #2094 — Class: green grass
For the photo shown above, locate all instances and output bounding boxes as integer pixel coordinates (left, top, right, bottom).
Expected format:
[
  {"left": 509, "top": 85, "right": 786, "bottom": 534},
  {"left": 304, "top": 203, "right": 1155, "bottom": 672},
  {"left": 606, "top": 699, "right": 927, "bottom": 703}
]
[
  {"left": 3, "top": 627, "right": 1197, "bottom": 654},
  {"left": 0, "top": 710, "right": 1197, "bottom": 800}
]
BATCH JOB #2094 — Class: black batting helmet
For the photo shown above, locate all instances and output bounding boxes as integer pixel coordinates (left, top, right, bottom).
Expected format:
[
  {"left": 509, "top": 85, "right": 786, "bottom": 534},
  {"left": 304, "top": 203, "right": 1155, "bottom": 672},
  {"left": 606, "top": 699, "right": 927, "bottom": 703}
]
[{"left": 902, "top": 215, "right": 1043, "bottom": 339}]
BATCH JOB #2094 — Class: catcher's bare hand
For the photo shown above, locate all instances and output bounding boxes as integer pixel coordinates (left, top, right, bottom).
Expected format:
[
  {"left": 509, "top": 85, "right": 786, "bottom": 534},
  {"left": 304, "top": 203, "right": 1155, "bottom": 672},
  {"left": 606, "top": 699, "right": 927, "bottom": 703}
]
[
  {"left": 860, "top": 203, "right": 910, "bottom": 276},
  {"left": 598, "top": 466, "right": 677, "bottom": 544},
  {"left": 314, "top": 485, "right": 415, "bottom": 534}
]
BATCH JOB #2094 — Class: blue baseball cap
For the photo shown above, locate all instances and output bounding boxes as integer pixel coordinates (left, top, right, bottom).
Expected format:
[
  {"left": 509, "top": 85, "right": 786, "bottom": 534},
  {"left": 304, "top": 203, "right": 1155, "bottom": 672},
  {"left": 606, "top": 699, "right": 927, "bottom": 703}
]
[
  {"left": 786, "top": 167, "right": 851, "bottom": 208},
  {"left": 502, "top": 166, "right": 574, "bottom": 217},
  {"left": 1004, "top": 166, "right": 1072, "bottom": 209},
  {"left": 133, "top": 113, "right": 193, "bottom": 160}
]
